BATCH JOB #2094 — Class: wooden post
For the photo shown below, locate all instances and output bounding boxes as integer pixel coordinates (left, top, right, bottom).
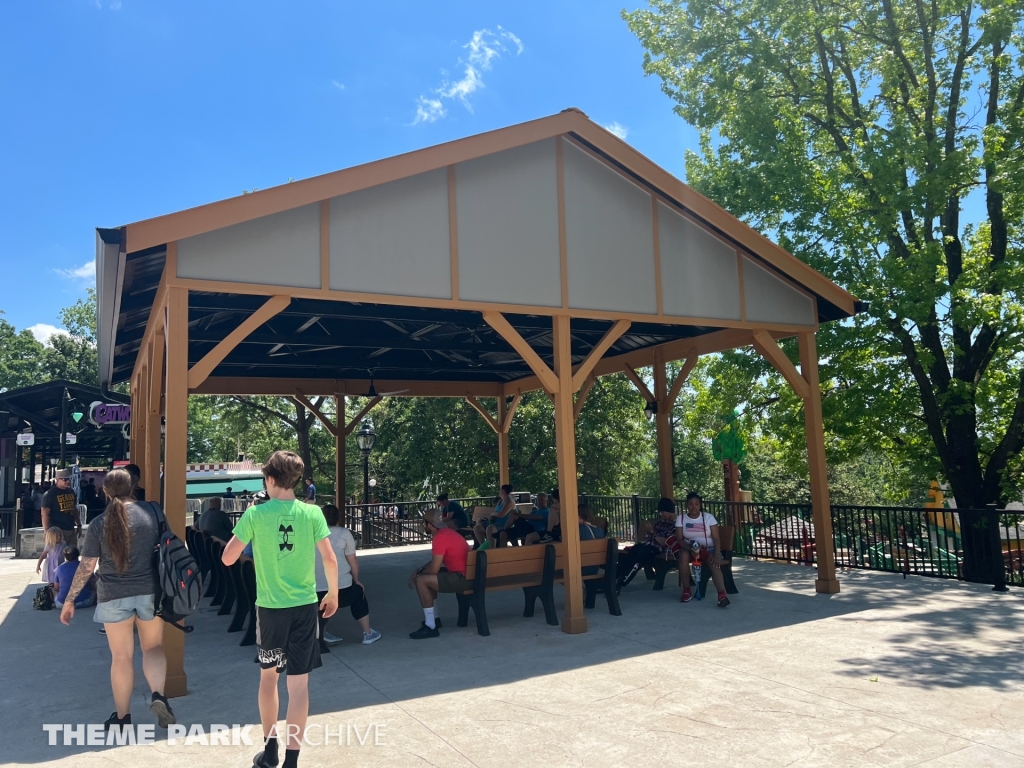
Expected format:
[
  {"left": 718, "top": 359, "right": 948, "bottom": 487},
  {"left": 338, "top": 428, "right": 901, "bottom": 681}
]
[
  {"left": 335, "top": 395, "right": 345, "bottom": 504},
  {"left": 798, "top": 332, "right": 840, "bottom": 594},
  {"left": 163, "top": 286, "right": 189, "bottom": 696},
  {"left": 145, "top": 329, "right": 165, "bottom": 504},
  {"left": 653, "top": 351, "right": 674, "bottom": 499},
  {"left": 131, "top": 369, "right": 145, "bottom": 472},
  {"left": 553, "top": 315, "right": 586, "bottom": 634},
  {"left": 498, "top": 396, "right": 510, "bottom": 487}
]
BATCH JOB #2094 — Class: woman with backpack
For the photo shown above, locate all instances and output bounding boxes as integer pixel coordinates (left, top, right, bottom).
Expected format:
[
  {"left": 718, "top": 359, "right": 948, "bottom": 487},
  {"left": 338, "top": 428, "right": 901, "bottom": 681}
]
[{"left": 59, "top": 468, "right": 177, "bottom": 731}]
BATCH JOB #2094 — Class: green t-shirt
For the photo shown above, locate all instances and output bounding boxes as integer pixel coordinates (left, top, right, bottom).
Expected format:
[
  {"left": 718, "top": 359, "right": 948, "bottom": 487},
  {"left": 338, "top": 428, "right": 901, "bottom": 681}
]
[{"left": 232, "top": 498, "right": 330, "bottom": 609}]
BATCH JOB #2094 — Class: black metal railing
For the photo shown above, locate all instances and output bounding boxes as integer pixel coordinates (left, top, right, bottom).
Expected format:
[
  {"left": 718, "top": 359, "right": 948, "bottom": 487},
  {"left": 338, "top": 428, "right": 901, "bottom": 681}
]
[
  {"left": 344, "top": 497, "right": 496, "bottom": 549},
  {"left": 702, "top": 501, "right": 816, "bottom": 562},
  {"left": 581, "top": 495, "right": 657, "bottom": 543},
  {"left": 0, "top": 509, "right": 16, "bottom": 553}
]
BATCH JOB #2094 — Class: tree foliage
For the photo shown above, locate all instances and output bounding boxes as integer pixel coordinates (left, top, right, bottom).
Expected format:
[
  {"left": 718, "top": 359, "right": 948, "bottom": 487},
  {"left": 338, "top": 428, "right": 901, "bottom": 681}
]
[{"left": 626, "top": 0, "right": 1024, "bottom": 507}]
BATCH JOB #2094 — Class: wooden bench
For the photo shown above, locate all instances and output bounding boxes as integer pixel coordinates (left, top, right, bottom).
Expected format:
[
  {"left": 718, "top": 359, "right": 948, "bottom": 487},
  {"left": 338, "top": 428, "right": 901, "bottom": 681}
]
[
  {"left": 552, "top": 538, "right": 622, "bottom": 616},
  {"left": 644, "top": 524, "right": 739, "bottom": 596},
  {"left": 455, "top": 543, "right": 558, "bottom": 636}
]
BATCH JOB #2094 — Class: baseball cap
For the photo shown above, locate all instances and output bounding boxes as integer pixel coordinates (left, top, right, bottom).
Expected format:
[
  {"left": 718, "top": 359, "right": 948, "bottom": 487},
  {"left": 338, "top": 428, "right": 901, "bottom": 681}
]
[{"left": 422, "top": 509, "right": 445, "bottom": 529}]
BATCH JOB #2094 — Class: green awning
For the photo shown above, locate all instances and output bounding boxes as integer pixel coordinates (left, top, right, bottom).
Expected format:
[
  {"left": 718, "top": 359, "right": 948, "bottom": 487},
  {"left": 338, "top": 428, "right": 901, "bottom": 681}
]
[{"left": 185, "top": 477, "right": 265, "bottom": 497}]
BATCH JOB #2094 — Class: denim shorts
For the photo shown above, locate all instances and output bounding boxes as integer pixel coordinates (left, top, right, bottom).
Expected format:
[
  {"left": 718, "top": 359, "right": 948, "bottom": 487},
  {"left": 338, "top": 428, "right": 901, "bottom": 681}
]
[{"left": 94, "top": 594, "right": 156, "bottom": 624}]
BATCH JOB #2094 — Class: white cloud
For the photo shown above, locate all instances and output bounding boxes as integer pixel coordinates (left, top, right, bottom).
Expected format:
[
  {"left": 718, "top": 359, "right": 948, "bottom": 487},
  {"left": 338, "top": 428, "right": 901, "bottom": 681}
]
[
  {"left": 332, "top": 80, "right": 345, "bottom": 91},
  {"left": 55, "top": 259, "right": 95, "bottom": 283},
  {"left": 412, "top": 27, "right": 523, "bottom": 125},
  {"left": 604, "top": 121, "right": 628, "bottom": 140},
  {"left": 28, "top": 324, "right": 66, "bottom": 346},
  {"left": 110, "top": 0, "right": 122, "bottom": 8}
]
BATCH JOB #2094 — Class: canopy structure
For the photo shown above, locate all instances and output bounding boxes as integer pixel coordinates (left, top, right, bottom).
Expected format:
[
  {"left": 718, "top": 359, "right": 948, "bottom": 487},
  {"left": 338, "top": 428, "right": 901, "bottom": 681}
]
[
  {"left": 97, "top": 108, "right": 860, "bottom": 696},
  {"left": 0, "top": 381, "right": 130, "bottom": 504}
]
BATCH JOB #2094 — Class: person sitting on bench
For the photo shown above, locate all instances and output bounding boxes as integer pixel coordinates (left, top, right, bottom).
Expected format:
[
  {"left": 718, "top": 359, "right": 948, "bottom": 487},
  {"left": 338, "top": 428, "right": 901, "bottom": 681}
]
[
  {"left": 197, "top": 497, "right": 234, "bottom": 543},
  {"left": 677, "top": 492, "right": 730, "bottom": 607},
  {"left": 408, "top": 509, "right": 471, "bottom": 639},
  {"left": 524, "top": 489, "right": 561, "bottom": 545},
  {"left": 474, "top": 484, "right": 517, "bottom": 548},
  {"left": 501, "top": 492, "right": 550, "bottom": 546},
  {"left": 436, "top": 493, "right": 469, "bottom": 530},
  {"left": 616, "top": 497, "right": 680, "bottom": 590}
]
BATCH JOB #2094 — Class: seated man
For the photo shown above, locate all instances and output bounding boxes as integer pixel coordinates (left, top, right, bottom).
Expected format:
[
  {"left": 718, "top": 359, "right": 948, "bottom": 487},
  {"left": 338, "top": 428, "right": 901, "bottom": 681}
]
[
  {"left": 501, "top": 492, "right": 551, "bottom": 546},
  {"left": 196, "top": 497, "right": 234, "bottom": 542},
  {"left": 616, "top": 497, "right": 680, "bottom": 590},
  {"left": 53, "top": 546, "right": 96, "bottom": 609},
  {"left": 524, "top": 489, "right": 561, "bottom": 545},
  {"left": 436, "top": 493, "right": 469, "bottom": 530},
  {"left": 408, "top": 509, "right": 471, "bottom": 639},
  {"left": 677, "top": 492, "right": 729, "bottom": 607}
]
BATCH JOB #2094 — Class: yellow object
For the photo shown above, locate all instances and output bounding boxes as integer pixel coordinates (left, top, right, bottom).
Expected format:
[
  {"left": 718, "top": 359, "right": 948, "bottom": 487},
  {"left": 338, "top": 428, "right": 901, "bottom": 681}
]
[{"left": 924, "top": 481, "right": 959, "bottom": 534}]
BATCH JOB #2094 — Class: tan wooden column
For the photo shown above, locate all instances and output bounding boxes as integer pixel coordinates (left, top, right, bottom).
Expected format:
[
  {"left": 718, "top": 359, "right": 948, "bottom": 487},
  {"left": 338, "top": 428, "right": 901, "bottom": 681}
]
[
  {"left": 498, "top": 396, "right": 510, "bottom": 487},
  {"left": 145, "top": 328, "right": 165, "bottom": 503},
  {"left": 553, "top": 315, "right": 585, "bottom": 634},
  {"left": 131, "top": 368, "right": 146, "bottom": 472},
  {"left": 798, "top": 332, "right": 840, "bottom": 594},
  {"left": 653, "top": 351, "right": 674, "bottom": 499},
  {"left": 335, "top": 395, "right": 345, "bottom": 504},
  {"left": 163, "top": 285, "right": 189, "bottom": 696}
]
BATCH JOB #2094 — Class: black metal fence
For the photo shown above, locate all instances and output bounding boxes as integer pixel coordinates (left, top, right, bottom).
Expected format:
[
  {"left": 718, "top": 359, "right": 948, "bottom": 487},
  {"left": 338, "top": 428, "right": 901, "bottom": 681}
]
[
  {"left": 343, "top": 497, "right": 496, "bottom": 549},
  {"left": 0, "top": 509, "right": 15, "bottom": 553}
]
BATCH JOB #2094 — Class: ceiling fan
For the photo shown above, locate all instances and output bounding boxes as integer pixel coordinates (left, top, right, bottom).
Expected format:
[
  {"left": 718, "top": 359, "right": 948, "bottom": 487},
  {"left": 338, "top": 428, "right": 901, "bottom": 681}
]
[{"left": 365, "top": 370, "right": 409, "bottom": 397}]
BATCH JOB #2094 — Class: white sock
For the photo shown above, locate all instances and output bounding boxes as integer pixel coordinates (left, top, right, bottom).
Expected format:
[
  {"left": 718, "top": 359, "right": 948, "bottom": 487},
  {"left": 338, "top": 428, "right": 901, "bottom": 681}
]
[{"left": 423, "top": 607, "right": 435, "bottom": 629}]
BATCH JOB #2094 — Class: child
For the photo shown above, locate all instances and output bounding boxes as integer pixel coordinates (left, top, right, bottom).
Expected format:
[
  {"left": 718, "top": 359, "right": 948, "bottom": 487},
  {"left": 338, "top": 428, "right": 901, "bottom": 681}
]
[
  {"left": 315, "top": 504, "right": 381, "bottom": 650},
  {"left": 35, "top": 527, "right": 64, "bottom": 584},
  {"left": 53, "top": 546, "right": 96, "bottom": 608},
  {"left": 222, "top": 451, "right": 338, "bottom": 768}
]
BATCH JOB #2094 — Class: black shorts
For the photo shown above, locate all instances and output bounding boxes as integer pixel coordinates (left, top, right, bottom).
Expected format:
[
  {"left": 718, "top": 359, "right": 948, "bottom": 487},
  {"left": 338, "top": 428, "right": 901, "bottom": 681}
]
[{"left": 255, "top": 602, "right": 322, "bottom": 675}]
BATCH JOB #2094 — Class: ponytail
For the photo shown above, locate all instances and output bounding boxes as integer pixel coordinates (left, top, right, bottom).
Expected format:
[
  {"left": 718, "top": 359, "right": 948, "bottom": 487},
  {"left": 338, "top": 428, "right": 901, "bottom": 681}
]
[{"left": 101, "top": 469, "right": 135, "bottom": 575}]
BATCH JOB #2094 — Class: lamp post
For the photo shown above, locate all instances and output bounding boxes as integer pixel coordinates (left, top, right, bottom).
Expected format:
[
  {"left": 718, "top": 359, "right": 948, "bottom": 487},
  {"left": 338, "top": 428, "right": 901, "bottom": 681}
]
[{"left": 356, "top": 420, "right": 376, "bottom": 547}]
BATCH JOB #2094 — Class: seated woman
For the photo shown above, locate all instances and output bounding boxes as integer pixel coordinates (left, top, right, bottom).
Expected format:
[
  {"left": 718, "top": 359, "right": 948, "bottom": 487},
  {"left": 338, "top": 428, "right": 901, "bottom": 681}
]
[
  {"left": 473, "top": 484, "right": 517, "bottom": 548},
  {"left": 677, "top": 492, "right": 730, "bottom": 607},
  {"left": 315, "top": 504, "right": 382, "bottom": 649},
  {"left": 616, "top": 497, "right": 680, "bottom": 590}
]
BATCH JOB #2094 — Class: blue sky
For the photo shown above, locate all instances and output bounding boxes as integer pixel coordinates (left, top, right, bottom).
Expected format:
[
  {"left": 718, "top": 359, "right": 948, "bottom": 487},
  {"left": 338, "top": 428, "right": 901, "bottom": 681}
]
[{"left": 0, "top": 0, "right": 699, "bottom": 341}]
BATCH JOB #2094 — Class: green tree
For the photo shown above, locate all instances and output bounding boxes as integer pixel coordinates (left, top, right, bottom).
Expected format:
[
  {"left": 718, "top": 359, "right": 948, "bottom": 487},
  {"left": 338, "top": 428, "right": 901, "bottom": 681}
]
[
  {"left": 0, "top": 312, "right": 44, "bottom": 390},
  {"left": 625, "top": 0, "right": 1024, "bottom": 514},
  {"left": 42, "top": 289, "right": 98, "bottom": 386}
]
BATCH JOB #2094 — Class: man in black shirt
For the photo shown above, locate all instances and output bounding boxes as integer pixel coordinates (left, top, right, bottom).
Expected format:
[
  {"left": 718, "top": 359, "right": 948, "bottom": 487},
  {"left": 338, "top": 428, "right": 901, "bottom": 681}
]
[
  {"left": 125, "top": 464, "right": 146, "bottom": 501},
  {"left": 436, "top": 493, "right": 469, "bottom": 529},
  {"left": 41, "top": 469, "right": 81, "bottom": 547}
]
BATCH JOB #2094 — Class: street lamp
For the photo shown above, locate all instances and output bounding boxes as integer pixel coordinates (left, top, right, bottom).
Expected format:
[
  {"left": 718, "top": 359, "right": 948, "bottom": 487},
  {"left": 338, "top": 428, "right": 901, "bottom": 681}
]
[
  {"left": 356, "top": 420, "right": 376, "bottom": 546},
  {"left": 643, "top": 401, "right": 657, "bottom": 422}
]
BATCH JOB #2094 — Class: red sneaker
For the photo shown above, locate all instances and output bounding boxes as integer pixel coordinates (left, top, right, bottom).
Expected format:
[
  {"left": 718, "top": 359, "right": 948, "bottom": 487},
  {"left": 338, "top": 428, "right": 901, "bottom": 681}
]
[{"left": 680, "top": 589, "right": 692, "bottom": 603}]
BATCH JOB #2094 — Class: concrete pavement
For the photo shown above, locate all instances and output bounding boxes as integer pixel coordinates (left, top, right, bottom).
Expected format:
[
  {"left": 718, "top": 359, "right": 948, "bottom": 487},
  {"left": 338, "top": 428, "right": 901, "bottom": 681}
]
[{"left": 2, "top": 546, "right": 1023, "bottom": 767}]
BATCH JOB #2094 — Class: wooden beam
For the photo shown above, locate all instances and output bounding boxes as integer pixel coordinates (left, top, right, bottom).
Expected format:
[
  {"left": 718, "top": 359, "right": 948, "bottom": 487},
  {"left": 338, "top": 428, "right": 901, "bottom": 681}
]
[
  {"left": 293, "top": 390, "right": 338, "bottom": 437},
  {"left": 191, "top": 377, "right": 504, "bottom": 398},
  {"left": 800, "top": 332, "right": 840, "bottom": 594},
  {"left": 163, "top": 285, "right": 189, "bottom": 697},
  {"left": 573, "top": 375, "right": 597, "bottom": 422},
  {"left": 464, "top": 395, "right": 500, "bottom": 433},
  {"left": 665, "top": 356, "right": 697, "bottom": 409},
  {"left": 501, "top": 393, "right": 522, "bottom": 433},
  {"left": 622, "top": 365, "right": 656, "bottom": 403},
  {"left": 145, "top": 328, "right": 164, "bottom": 504},
  {"left": 552, "top": 315, "right": 586, "bottom": 633},
  {"left": 752, "top": 330, "right": 810, "bottom": 400},
  {"left": 335, "top": 395, "right": 345, "bottom": 504},
  {"left": 186, "top": 295, "right": 291, "bottom": 390},
  {"left": 482, "top": 311, "right": 560, "bottom": 393},
  {"left": 342, "top": 396, "right": 383, "bottom": 436},
  {"left": 571, "top": 319, "right": 630, "bottom": 391}
]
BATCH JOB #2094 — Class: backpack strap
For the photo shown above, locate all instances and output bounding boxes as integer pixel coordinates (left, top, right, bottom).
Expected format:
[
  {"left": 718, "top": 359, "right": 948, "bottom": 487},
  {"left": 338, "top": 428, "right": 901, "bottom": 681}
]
[{"left": 141, "top": 500, "right": 169, "bottom": 536}]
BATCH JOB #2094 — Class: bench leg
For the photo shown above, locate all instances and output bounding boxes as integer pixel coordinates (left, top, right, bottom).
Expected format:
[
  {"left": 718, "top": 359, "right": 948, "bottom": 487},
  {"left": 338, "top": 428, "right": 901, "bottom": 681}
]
[
  {"left": 472, "top": 592, "right": 489, "bottom": 637},
  {"left": 723, "top": 561, "right": 739, "bottom": 594},
  {"left": 218, "top": 565, "right": 236, "bottom": 616},
  {"left": 541, "top": 582, "right": 558, "bottom": 626},
  {"left": 523, "top": 586, "right": 538, "bottom": 617},
  {"left": 652, "top": 562, "right": 669, "bottom": 591},
  {"left": 584, "top": 580, "right": 597, "bottom": 609},
  {"left": 603, "top": 570, "right": 622, "bottom": 617},
  {"left": 456, "top": 593, "right": 472, "bottom": 627},
  {"left": 228, "top": 567, "right": 248, "bottom": 633}
]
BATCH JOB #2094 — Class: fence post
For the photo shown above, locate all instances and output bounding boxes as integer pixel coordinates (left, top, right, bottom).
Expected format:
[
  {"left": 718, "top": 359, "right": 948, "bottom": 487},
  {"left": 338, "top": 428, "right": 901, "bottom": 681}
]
[
  {"left": 362, "top": 504, "right": 371, "bottom": 549},
  {"left": 632, "top": 494, "right": 641, "bottom": 544}
]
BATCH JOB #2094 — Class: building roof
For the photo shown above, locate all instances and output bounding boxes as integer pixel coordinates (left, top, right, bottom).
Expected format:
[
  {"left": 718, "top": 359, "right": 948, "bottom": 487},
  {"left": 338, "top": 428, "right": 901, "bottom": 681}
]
[{"left": 97, "top": 109, "right": 861, "bottom": 392}]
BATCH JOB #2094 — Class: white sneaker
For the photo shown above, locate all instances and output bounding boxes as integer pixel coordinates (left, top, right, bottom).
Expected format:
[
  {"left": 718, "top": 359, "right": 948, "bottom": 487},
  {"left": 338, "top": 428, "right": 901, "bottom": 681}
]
[
  {"left": 323, "top": 631, "right": 343, "bottom": 645},
  {"left": 362, "top": 629, "right": 382, "bottom": 645}
]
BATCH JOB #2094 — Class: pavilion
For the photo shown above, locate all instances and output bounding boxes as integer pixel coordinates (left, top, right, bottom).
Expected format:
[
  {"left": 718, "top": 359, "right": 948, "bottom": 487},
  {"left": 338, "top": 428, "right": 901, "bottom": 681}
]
[{"left": 96, "top": 108, "right": 861, "bottom": 696}]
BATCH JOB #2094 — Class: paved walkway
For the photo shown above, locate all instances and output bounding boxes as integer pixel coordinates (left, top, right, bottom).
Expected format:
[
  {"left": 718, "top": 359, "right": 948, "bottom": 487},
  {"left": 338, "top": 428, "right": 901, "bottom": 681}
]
[{"left": 2, "top": 547, "right": 1024, "bottom": 767}]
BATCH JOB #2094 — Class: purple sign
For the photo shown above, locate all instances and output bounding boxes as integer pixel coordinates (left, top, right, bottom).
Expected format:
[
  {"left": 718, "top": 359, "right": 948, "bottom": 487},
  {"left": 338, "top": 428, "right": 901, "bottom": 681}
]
[{"left": 89, "top": 401, "right": 132, "bottom": 427}]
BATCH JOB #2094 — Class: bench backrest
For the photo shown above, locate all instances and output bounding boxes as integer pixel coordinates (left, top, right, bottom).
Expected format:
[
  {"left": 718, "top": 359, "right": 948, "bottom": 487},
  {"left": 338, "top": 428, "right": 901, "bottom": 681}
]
[
  {"left": 640, "top": 519, "right": 737, "bottom": 551},
  {"left": 464, "top": 543, "right": 550, "bottom": 581},
  {"left": 471, "top": 506, "right": 495, "bottom": 523},
  {"left": 551, "top": 538, "right": 612, "bottom": 572}
]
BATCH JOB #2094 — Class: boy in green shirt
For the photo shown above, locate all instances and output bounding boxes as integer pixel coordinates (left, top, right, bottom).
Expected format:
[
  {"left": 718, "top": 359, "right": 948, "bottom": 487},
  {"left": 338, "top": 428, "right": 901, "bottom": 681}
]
[{"left": 223, "top": 451, "right": 338, "bottom": 768}]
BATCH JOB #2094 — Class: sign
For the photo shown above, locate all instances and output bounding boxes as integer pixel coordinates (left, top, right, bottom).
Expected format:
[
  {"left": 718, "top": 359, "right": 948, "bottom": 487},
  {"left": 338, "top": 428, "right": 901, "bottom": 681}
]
[
  {"left": 65, "top": 433, "right": 77, "bottom": 445},
  {"left": 16, "top": 433, "right": 34, "bottom": 446},
  {"left": 88, "top": 401, "right": 131, "bottom": 427},
  {"left": 122, "top": 422, "right": 131, "bottom": 440}
]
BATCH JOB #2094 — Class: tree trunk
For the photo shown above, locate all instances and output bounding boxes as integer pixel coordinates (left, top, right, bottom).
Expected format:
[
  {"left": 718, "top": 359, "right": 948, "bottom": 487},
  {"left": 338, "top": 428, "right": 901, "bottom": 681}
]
[{"left": 293, "top": 402, "right": 314, "bottom": 483}]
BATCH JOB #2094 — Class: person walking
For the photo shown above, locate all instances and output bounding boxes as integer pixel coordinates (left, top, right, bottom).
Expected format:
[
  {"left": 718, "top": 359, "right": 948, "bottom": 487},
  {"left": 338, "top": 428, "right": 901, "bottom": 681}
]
[
  {"left": 59, "top": 468, "right": 177, "bottom": 731},
  {"left": 40, "top": 469, "right": 81, "bottom": 548},
  {"left": 222, "top": 451, "right": 338, "bottom": 768}
]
